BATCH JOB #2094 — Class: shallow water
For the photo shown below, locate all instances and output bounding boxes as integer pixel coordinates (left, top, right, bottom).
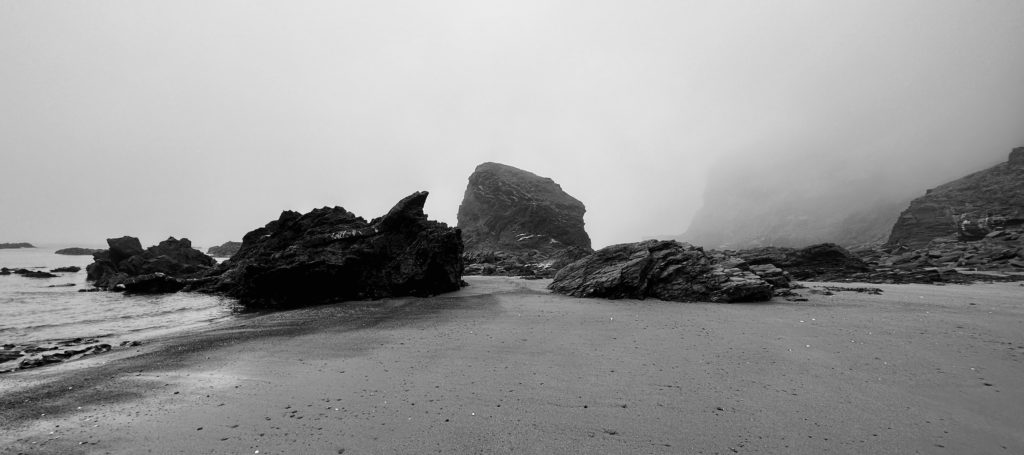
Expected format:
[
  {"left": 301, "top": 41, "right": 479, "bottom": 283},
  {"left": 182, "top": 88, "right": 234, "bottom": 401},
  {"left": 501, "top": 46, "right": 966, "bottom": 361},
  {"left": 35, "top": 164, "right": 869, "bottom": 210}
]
[{"left": 0, "top": 246, "right": 238, "bottom": 346}]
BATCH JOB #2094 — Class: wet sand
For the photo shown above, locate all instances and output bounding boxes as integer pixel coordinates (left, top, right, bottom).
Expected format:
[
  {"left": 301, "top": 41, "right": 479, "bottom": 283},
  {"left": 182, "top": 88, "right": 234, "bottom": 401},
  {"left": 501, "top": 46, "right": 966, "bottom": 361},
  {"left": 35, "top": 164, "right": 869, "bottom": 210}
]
[{"left": 2, "top": 277, "right": 1023, "bottom": 454}]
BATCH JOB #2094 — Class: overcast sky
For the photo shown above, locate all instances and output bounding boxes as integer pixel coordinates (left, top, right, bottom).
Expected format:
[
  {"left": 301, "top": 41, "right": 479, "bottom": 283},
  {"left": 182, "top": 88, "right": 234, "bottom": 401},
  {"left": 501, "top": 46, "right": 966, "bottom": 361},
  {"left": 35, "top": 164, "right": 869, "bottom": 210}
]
[{"left": 2, "top": 1, "right": 1023, "bottom": 249}]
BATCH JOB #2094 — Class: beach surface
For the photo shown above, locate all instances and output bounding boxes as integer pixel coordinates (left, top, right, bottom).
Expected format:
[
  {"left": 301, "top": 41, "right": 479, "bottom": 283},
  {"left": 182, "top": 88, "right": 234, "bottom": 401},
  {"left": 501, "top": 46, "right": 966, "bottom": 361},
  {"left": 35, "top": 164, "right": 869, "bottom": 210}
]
[{"left": 2, "top": 276, "right": 1023, "bottom": 454}]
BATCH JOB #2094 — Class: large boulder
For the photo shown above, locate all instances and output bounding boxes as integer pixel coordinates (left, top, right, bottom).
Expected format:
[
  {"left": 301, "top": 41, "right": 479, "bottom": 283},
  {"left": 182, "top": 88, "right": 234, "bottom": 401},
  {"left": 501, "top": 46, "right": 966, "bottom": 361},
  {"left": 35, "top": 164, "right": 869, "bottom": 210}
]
[
  {"left": 888, "top": 147, "right": 1024, "bottom": 249},
  {"left": 86, "top": 236, "right": 216, "bottom": 290},
  {"left": 194, "top": 191, "right": 464, "bottom": 310},
  {"left": 457, "top": 162, "right": 592, "bottom": 277},
  {"left": 549, "top": 240, "right": 773, "bottom": 303}
]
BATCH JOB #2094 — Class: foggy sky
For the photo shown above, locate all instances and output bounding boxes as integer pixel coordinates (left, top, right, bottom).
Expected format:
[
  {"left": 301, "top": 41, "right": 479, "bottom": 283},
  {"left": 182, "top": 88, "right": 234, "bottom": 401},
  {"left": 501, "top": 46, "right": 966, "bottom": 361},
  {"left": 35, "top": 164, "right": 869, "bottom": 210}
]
[{"left": 2, "top": 1, "right": 1023, "bottom": 249}]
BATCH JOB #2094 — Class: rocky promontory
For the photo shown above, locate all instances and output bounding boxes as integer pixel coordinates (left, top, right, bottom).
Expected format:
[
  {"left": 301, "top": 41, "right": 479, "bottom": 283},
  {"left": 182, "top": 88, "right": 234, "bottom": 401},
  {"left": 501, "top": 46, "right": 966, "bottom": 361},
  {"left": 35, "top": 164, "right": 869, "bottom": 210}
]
[
  {"left": 888, "top": 147, "right": 1024, "bottom": 249},
  {"left": 191, "top": 191, "right": 464, "bottom": 310},
  {"left": 458, "top": 162, "right": 592, "bottom": 277},
  {"left": 86, "top": 236, "right": 216, "bottom": 293},
  {"left": 206, "top": 241, "right": 242, "bottom": 258},
  {"left": 549, "top": 240, "right": 773, "bottom": 303},
  {"left": 0, "top": 243, "right": 35, "bottom": 249}
]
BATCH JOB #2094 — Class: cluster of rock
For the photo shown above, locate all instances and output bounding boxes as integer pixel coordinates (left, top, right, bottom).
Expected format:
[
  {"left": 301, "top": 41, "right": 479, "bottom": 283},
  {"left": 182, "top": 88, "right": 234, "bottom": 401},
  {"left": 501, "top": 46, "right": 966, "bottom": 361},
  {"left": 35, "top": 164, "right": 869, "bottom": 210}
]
[
  {"left": 206, "top": 241, "right": 242, "bottom": 258},
  {"left": 1, "top": 338, "right": 117, "bottom": 373},
  {"left": 0, "top": 242, "right": 35, "bottom": 249},
  {"left": 458, "top": 162, "right": 593, "bottom": 278},
  {"left": 850, "top": 227, "right": 1024, "bottom": 283},
  {"left": 549, "top": 240, "right": 774, "bottom": 303},
  {"left": 1, "top": 268, "right": 56, "bottom": 278},
  {"left": 86, "top": 236, "right": 216, "bottom": 293},
  {"left": 55, "top": 247, "right": 103, "bottom": 255},
  {"left": 190, "top": 191, "right": 464, "bottom": 310}
]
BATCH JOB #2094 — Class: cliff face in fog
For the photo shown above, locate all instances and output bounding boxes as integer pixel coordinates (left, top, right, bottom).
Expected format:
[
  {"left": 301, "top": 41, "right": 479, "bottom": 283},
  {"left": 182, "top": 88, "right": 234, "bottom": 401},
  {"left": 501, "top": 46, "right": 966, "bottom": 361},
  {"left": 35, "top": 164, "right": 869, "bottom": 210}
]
[
  {"left": 680, "top": 153, "right": 914, "bottom": 250},
  {"left": 887, "top": 148, "right": 1024, "bottom": 248}
]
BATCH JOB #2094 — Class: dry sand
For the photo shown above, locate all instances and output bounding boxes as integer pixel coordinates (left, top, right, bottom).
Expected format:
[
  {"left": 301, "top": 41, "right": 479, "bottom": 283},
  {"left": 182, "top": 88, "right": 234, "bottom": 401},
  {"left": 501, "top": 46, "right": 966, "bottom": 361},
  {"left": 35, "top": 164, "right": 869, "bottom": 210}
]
[{"left": 2, "top": 276, "right": 1023, "bottom": 454}]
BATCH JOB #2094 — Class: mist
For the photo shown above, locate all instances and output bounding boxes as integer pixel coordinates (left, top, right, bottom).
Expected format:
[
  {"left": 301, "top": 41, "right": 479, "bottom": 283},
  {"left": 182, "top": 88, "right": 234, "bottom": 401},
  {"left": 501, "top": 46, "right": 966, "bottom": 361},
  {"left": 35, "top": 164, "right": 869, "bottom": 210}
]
[{"left": 2, "top": 1, "right": 1022, "bottom": 249}]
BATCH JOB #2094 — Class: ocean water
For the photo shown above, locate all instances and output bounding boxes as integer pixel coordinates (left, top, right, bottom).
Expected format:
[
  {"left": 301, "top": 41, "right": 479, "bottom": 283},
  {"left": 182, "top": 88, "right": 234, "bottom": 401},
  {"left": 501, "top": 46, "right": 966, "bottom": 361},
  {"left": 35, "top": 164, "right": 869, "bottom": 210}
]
[{"left": 0, "top": 246, "right": 238, "bottom": 347}]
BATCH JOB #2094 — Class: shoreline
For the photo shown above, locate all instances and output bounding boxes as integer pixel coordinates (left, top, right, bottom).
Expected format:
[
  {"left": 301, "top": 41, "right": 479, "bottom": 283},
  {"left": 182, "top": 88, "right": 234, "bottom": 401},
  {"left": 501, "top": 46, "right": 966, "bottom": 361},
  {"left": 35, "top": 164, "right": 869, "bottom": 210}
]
[{"left": 2, "top": 277, "right": 1023, "bottom": 453}]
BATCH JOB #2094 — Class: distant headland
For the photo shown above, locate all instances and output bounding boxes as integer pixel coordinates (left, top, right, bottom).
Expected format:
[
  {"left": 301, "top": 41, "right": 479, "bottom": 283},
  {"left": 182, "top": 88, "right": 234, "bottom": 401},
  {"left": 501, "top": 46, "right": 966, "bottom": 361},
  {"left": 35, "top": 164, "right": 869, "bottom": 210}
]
[{"left": 0, "top": 242, "right": 35, "bottom": 249}]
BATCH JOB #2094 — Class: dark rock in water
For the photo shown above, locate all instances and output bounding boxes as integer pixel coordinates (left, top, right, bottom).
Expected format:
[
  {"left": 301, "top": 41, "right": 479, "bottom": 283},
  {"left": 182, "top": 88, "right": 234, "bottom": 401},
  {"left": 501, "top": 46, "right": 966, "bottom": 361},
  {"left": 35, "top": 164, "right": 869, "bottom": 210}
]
[
  {"left": 107, "top": 236, "right": 144, "bottom": 263},
  {"left": 549, "top": 240, "right": 773, "bottom": 303},
  {"left": 122, "top": 272, "right": 186, "bottom": 294},
  {"left": 0, "top": 268, "right": 9, "bottom": 275},
  {"left": 206, "top": 241, "right": 242, "bottom": 258},
  {"left": 50, "top": 266, "right": 82, "bottom": 273},
  {"left": 11, "top": 268, "right": 59, "bottom": 278},
  {"left": 0, "top": 242, "right": 35, "bottom": 249},
  {"left": 55, "top": 247, "right": 103, "bottom": 255},
  {"left": 735, "top": 243, "right": 871, "bottom": 281},
  {"left": 191, "top": 191, "right": 464, "bottom": 310},
  {"left": 86, "top": 236, "right": 215, "bottom": 291},
  {"left": 457, "top": 162, "right": 593, "bottom": 277},
  {"left": 888, "top": 147, "right": 1024, "bottom": 249}
]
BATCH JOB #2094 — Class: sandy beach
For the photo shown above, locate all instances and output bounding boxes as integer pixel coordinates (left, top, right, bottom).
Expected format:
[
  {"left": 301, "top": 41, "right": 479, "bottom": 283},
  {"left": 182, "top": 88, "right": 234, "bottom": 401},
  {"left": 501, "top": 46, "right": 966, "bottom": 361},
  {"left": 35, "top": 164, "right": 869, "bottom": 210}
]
[{"left": 2, "top": 276, "right": 1023, "bottom": 454}]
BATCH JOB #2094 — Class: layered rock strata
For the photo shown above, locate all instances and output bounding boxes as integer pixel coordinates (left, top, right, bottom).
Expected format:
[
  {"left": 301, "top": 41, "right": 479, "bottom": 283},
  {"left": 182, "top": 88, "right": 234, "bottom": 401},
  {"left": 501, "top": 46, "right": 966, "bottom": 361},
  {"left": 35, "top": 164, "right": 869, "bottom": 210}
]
[{"left": 888, "top": 147, "right": 1024, "bottom": 249}]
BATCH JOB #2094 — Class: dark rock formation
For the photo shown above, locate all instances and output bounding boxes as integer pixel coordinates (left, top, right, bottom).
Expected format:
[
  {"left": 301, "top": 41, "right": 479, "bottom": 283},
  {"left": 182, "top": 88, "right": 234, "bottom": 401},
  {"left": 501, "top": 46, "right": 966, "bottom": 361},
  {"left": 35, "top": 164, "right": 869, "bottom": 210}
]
[
  {"left": 50, "top": 266, "right": 81, "bottom": 273},
  {"left": 54, "top": 247, "right": 103, "bottom": 255},
  {"left": 0, "top": 243, "right": 35, "bottom": 249},
  {"left": 733, "top": 243, "right": 871, "bottom": 281},
  {"left": 86, "top": 236, "right": 215, "bottom": 290},
  {"left": 121, "top": 273, "right": 187, "bottom": 294},
  {"left": 549, "top": 240, "right": 773, "bottom": 303},
  {"left": 888, "top": 148, "right": 1024, "bottom": 249},
  {"left": 457, "top": 162, "right": 592, "bottom": 277},
  {"left": 2, "top": 268, "right": 58, "bottom": 278},
  {"left": 206, "top": 241, "right": 242, "bottom": 258},
  {"left": 192, "top": 191, "right": 464, "bottom": 310}
]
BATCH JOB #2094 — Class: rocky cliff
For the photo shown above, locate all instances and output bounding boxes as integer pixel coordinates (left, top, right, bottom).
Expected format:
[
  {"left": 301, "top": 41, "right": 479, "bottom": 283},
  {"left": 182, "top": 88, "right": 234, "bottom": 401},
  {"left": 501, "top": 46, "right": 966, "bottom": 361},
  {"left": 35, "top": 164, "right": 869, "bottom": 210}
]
[
  {"left": 457, "top": 162, "right": 592, "bottom": 277},
  {"left": 887, "top": 147, "right": 1024, "bottom": 249}
]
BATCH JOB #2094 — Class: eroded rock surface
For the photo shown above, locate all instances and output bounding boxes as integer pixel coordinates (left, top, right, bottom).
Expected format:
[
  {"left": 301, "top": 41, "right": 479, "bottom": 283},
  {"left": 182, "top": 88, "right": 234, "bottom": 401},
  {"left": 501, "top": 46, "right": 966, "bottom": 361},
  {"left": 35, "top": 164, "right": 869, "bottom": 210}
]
[
  {"left": 192, "top": 191, "right": 464, "bottom": 310},
  {"left": 549, "top": 240, "right": 773, "bottom": 303}
]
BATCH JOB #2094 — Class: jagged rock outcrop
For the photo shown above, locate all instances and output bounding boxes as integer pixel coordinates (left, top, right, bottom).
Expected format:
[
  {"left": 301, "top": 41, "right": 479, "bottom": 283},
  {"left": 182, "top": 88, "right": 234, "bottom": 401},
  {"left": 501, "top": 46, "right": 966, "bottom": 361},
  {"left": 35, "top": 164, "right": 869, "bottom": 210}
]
[
  {"left": 549, "top": 240, "right": 773, "bottom": 303},
  {"left": 888, "top": 148, "right": 1024, "bottom": 249},
  {"left": 86, "top": 236, "right": 216, "bottom": 291},
  {"left": 457, "top": 162, "right": 592, "bottom": 277},
  {"left": 192, "top": 191, "right": 464, "bottom": 310},
  {"left": 206, "top": 241, "right": 242, "bottom": 258},
  {"left": 55, "top": 247, "right": 103, "bottom": 255}
]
